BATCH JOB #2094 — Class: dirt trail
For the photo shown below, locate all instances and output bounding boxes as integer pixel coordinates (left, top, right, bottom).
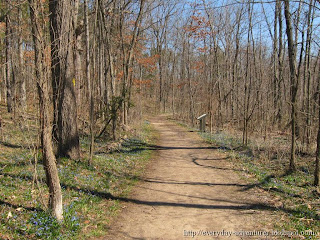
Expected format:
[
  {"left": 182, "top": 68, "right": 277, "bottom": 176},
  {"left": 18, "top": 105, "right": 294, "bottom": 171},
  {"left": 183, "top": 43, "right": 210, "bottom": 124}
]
[{"left": 106, "top": 117, "right": 278, "bottom": 239}]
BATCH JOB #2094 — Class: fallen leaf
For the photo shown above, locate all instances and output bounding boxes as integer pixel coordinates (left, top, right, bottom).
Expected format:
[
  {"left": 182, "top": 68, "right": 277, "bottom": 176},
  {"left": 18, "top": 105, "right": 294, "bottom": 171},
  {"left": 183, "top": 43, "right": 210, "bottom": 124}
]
[
  {"left": 16, "top": 207, "right": 23, "bottom": 212},
  {"left": 7, "top": 211, "right": 12, "bottom": 219},
  {"left": 275, "top": 202, "right": 283, "bottom": 208}
]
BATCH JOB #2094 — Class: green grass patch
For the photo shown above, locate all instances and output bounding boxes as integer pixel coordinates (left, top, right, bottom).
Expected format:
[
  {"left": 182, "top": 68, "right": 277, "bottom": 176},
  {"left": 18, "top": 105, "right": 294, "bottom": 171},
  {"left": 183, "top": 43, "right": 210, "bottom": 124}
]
[{"left": 0, "top": 109, "right": 156, "bottom": 240}]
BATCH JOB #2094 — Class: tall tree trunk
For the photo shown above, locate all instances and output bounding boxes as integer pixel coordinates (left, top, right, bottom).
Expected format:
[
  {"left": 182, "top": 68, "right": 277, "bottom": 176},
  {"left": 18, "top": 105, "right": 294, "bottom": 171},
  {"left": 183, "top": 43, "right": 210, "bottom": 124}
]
[
  {"left": 243, "top": 2, "right": 253, "bottom": 146},
  {"left": 18, "top": 5, "right": 26, "bottom": 115},
  {"left": 304, "top": 0, "right": 314, "bottom": 151},
  {"left": 84, "top": 0, "right": 94, "bottom": 165},
  {"left": 272, "top": 0, "right": 279, "bottom": 123},
  {"left": 29, "top": 0, "right": 63, "bottom": 221},
  {"left": 284, "top": 0, "right": 297, "bottom": 172},
  {"left": 187, "top": 39, "right": 195, "bottom": 127},
  {"left": 315, "top": 50, "right": 320, "bottom": 186},
  {"left": 49, "top": 0, "right": 80, "bottom": 160},
  {"left": 232, "top": 8, "right": 242, "bottom": 123},
  {"left": 277, "top": 0, "right": 284, "bottom": 125},
  {"left": 5, "top": 5, "right": 13, "bottom": 113},
  {"left": 171, "top": 53, "right": 176, "bottom": 117},
  {"left": 74, "top": 0, "right": 82, "bottom": 114}
]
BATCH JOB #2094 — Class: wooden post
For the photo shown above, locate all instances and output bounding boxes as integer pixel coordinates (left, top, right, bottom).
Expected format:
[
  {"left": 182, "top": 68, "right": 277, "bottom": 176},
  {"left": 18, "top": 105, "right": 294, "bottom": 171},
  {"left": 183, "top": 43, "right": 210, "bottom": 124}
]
[{"left": 197, "top": 114, "right": 207, "bottom": 132}]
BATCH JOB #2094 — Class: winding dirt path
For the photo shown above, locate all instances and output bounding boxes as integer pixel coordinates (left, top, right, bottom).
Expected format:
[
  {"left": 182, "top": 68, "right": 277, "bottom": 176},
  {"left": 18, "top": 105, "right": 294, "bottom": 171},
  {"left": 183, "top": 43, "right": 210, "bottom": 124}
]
[{"left": 106, "top": 117, "right": 279, "bottom": 239}]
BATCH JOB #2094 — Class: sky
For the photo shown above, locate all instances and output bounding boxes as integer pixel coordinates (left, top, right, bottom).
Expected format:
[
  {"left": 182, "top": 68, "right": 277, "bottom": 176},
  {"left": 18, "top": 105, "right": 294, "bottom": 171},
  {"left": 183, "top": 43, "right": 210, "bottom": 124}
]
[{"left": 169, "top": 0, "right": 320, "bottom": 55}]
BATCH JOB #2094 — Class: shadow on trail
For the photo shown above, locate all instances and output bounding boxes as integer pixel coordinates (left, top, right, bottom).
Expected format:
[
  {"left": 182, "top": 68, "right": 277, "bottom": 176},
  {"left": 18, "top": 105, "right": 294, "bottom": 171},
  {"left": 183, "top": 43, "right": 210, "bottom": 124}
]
[
  {"left": 135, "top": 184, "right": 251, "bottom": 204},
  {"left": 139, "top": 177, "right": 248, "bottom": 187},
  {"left": 191, "top": 156, "right": 246, "bottom": 172},
  {"left": 0, "top": 171, "right": 308, "bottom": 219},
  {"left": 63, "top": 184, "right": 303, "bottom": 216},
  {"left": 190, "top": 155, "right": 304, "bottom": 199},
  {"left": 102, "top": 139, "right": 229, "bottom": 155}
]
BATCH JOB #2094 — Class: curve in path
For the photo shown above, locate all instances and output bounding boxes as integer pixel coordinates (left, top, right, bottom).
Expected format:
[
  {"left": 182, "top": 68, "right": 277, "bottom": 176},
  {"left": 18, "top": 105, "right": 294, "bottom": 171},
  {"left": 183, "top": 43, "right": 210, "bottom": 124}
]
[{"left": 106, "top": 117, "right": 278, "bottom": 239}]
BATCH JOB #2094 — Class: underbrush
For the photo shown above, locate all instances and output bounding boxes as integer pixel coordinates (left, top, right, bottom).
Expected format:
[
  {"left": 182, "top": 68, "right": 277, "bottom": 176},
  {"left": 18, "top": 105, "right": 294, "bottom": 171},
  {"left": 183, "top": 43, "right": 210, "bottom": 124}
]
[
  {"left": 0, "top": 105, "right": 156, "bottom": 240},
  {"left": 199, "top": 129, "right": 320, "bottom": 238}
]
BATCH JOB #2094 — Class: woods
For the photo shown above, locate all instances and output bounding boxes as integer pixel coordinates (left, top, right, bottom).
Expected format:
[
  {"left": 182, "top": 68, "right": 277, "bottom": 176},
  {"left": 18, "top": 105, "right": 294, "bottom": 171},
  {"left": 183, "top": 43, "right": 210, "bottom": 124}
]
[{"left": 1, "top": 0, "right": 320, "bottom": 233}]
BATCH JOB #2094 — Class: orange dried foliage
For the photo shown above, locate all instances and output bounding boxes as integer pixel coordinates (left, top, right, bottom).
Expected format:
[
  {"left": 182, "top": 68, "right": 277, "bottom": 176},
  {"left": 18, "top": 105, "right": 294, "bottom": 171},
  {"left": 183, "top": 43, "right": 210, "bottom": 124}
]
[
  {"left": 117, "top": 71, "right": 124, "bottom": 81},
  {"left": 176, "top": 82, "right": 186, "bottom": 89},
  {"left": 24, "top": 50, "right": 35, "bottom": 61},
  {"left": 185, "top": 14, "right": 212, "bottom": 39},
  {"left": 198, "top": 46, "right": 208, "bottom": 53},
  {"left": 137, "top": 54, "right": 159, "bottom": 72},
  {"left": 137, "top": 55, "right": 157, "bottom": 66},
  {"left": 192, "top": 60, "right": 205, "bottom": 73},
  {"left": 128, "top": 20, "right": 136, "bottom": 26},
  {"left": 123, "top": 33, "right": 133, "bottom": 44},
  {"left": 133, "top": 78, "right": 152, "bottom": 87},
  {"left": 0, "top": 22, "right": 5, "bottom": 32}
]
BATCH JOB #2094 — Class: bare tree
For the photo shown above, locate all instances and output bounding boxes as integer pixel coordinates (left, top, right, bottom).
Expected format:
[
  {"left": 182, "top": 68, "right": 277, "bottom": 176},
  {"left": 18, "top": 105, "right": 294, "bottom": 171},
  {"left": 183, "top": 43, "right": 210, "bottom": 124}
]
[
  {"left": 284, "top": 0, "right": 298, "bottom": 172},
  {"left": 5, "top": 0, "right": 13, "bottom": 113},
  {"left": 84, "top": 0, "right": 94, "bottom": 165},
  {"left": 315, "top": 54, "right": 320, "bottom": 186},
  {"left": 49, "top": 0, "right": 80, "bottom": 160},
  {"left": 17, "top": 2, "right": 26, "bottom": 115},
  {"left": 29, "top": 0, "right": 63, "bottom": 221},
  {"left": 315, "top": 48, "right": 320, "bottom": 185},
  {"left": 302, "top": 0, "right": 315, "bottom": 151}
]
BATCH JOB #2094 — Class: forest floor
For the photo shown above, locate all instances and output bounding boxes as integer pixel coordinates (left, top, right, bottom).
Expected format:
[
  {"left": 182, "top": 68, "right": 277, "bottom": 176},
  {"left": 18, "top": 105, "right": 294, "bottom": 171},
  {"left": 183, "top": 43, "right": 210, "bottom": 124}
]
[
  {"left": 0, "top": 103, "right": 157, "bottom": 240},
  {"left": 105, "top": 116, "right": 287, "bottom": 239}
]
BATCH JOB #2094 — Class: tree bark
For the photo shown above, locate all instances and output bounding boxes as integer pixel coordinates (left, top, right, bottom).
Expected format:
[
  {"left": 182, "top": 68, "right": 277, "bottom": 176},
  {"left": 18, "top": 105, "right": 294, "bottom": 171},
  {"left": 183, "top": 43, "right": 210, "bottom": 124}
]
[
  {"left": 84, "top": 0, "right": 94, "bottom": 165},
  {"left": 277, "top": 0, "right": 284, "bottom": 124},
  {"left": 74, "top": 0, "right": 82, "bottom": 114},
  {"left": 18, "top": 5, "right": 26, "bottom": 115},
  {"left": 29, "top": 0, "right": 63, "bottom": 221},
  {"left": 284, "top": 0, "right": 297, "bottom": 172},
  {"left": 315, "top": 50, "right": 320, "bottom": 185},
  {"left": 304, "top": 0, "right": 314, "bottom": 151},
  {"left": 5, "top": 4, "right": 13, "bottom": 113},
  {"left": 49, "top": 0, "right": 80, "bottom": 160},
  {"left": 315, "top": 65, "right": 320, "bottom": 185}
]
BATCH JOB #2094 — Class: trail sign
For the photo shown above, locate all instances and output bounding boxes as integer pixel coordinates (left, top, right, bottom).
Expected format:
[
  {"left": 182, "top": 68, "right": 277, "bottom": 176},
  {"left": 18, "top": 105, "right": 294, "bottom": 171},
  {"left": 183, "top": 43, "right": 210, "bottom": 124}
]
[{"left": 197, "top": 114, "right": 207, "bottom": 132}]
